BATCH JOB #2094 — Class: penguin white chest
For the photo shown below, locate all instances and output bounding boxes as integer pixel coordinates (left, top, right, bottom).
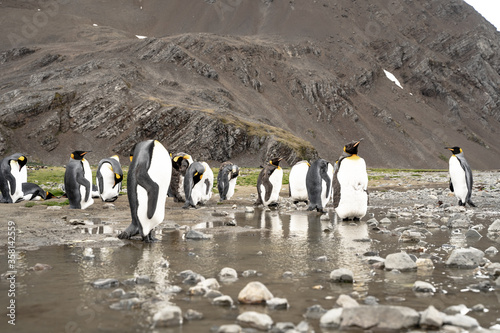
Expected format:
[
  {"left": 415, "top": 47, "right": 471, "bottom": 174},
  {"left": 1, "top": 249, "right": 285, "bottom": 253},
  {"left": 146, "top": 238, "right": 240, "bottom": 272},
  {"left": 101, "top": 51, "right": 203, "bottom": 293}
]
[
  {"left": 449, "top": 156, "right": 467, "bottom": 202},
  {"left": 289, "top": 163, "right": 309, "bottom": 201},
  {"left": 9, "top": 160, "right": 24, "bottom": 202},
  {"left": 136, "top": 144, "right": 171, "bottom": 235},
  {"left": 335, "top": 157, "right": 368, "bottom": 219},
  {"left": 80, "top": 160, "right": 94, "bottom": 209},
  {"left": 262, "top": 168, "right": 283, "bottom": 205},
  {"left": 226, "top": 177, "right": 237, "bottom": 200}
]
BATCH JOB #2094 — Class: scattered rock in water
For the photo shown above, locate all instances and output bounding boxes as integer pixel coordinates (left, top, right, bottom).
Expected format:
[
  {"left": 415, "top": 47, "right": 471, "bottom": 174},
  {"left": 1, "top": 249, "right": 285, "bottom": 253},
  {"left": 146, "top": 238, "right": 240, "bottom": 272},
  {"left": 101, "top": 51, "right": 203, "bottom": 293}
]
[
  {"left": 212, "top": 295, "right": 234, "bottom": 306},
  {"left": 109, "top": 288, "right": 125, "bottom": 298},
  {"left": 91, "top": 278, "right": 120, "bottom": 289},
  {"left": 266, "top": 297, "right": 289, "bottom": 310},
  {"left": 217, "top": 324, "right": 242, "bottom": 333},
  {"left": 273, "top": 322, "right": 295, "bottom": 332},
  {"left": 282, "top": 271, "right": 293, "bottom": 278},
  {"left": 443, "top": 314, "right": 480, "bottom": 329},
  {"left": 160, "top": 258, "right": 170, "bottom": 268},
  {"left": 219, "top": 267, "right": 238, "bottom": 282},
  {"left": 242, "top": 269, "right": 258, "bottom": 277},
  {"left": 319, "top": 308, "right": 343, "bottom": 328},
  {"left": 487, "top": 219, "right": 500, "bottom": 232},
  {"left": 336, "top": 294, "right": 359, "bottom": 308},
  {"left": 445, "top": 247, "right": 485, "bottom": 268},
  {"left": 236, "top": 311, "right": 273, "bottom": 331},
  {"left": 329, "top": 268, "right": 354, "bottom": 283},
  {"left": 28, "top": 263, "right": 53, "bottom": 271},
  {"left": 485, "top": 246, "right": 499, "bottom": 255},
  {"left": 419, "top": 305, "right": 444, "bottom": 328},
  {"left": 184, "top": 309, "right": 203, "bottom": 320},
  {"left": 205, "top": 289, "right": 223, "bottom": 299},
  {"left": 185, "top": 229, "right": 212, "bottom": 240},
  {"left": 135, "top": 275, "right": 150, "bottom": 284},
  {"left": 179, "top": 270, "right": 205, "bottom": 285},
  {"left": 304, "top": 304, "right": 327, "bottom": 319},
  {"left": 109, "top": 297, "right": 142, "bottom": 310},
  {"left": 245, "top": 206, "right": 255, "bottom": 213},
  {"left": 413, "top": 280, "right": 436, "bottom": 293},
  {"left": 152, "top": 305, "right": 183, "bottom": 328},
  {"left": 416, "top": 258, "right": 434, "bottom": 270},
  {"left": 238, "top": 281, "right": 273, "bottom": 304},
  {"left": 464, "top": 229, "right": 482, "bottom": 239},
  {"left": 164, "top": 285, "right": 183, "bottom": 294},
  {"left": 385, "top": 252, "right": 417, "bottom": 271},
  {"left": 363, "top": 295, "right": 379, "bottom": 305},
  {"left": 380, "top": 217, "right": 392, "bottom": 224},
  {"left": 444, "top": 304, "right": 469, "bottom": 315},
  {"left": 341, "top": 305, "right": 419, "bottom": 330}
]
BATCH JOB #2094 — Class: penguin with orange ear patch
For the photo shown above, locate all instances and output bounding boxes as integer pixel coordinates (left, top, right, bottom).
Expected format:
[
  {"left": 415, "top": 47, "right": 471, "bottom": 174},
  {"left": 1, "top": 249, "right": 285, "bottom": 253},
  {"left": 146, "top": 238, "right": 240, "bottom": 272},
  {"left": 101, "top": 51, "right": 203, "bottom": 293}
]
[
  {"left": 445, "top": 146, "right": 475, "bottom": 207},
  {"left": 256, "top": 157, "right": 283, "bottom": 207},
  {"left": 0, "top": 153, "right": 28, "bottom": 203},
  {"left": 64, "top": 151, "right": 94, "bottom": 209},
  {"left": 96, "top": 155, "right": 123, "bottom": 202},
  {"left": 332, "top": 139, "right": 368, "bottom": 220}
]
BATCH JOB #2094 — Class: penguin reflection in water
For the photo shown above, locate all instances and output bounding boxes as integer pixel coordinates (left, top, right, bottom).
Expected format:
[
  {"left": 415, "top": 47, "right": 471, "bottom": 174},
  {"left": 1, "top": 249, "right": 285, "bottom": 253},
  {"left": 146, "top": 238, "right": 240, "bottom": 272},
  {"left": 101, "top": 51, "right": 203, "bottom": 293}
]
[
  {"left": 183, "top": 161, "right": 214, "bottom": 209},
  {"left": 64, "top": 151, "right": 94, "bottom": 209},
  {"left": 256, "top": 157, "right": 283, "bottom": 207},
  {"left": 0, "top": 153, "right": 27, "bottom": 203},
  {"left": 118, "top": 140, "right": 172, "bottom": 242},
  {"left": 332, "top": 139, "right": 368, "bottom": 221},
  {"left": 446, "top": 146, "right": 475, "bottom": 207}
]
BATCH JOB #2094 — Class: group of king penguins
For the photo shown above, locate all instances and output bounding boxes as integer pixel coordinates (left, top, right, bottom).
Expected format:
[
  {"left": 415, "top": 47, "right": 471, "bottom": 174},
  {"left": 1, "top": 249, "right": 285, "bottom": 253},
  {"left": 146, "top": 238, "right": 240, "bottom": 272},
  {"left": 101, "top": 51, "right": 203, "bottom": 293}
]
[{"left": 0, "top": 139, "right": 475, "bottom": 242}]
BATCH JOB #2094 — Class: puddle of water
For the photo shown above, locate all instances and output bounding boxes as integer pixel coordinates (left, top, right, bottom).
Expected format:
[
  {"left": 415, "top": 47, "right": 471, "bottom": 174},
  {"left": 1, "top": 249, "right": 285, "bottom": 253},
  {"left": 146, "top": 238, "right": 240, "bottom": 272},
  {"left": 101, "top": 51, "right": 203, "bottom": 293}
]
[
  {"left": 80, "top": 225, "right": 115, "bottom": 235},
  {"left": 1, "top": 208, "right": 500, "bottom": 332}
]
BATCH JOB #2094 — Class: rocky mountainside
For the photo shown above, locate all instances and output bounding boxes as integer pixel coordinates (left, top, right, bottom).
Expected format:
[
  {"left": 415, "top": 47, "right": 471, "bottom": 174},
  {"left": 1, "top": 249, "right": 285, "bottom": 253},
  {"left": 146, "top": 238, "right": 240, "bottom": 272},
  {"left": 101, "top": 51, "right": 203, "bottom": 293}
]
[{"left": 0, "top": 0, "right": 499, "bottom": 169}]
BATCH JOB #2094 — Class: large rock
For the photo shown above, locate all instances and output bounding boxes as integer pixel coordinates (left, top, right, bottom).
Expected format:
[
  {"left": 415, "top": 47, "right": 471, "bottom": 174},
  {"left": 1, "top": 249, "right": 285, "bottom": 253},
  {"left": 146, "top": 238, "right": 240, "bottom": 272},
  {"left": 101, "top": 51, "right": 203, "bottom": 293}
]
[
  {"left": 236, "top": 311, "right": 273, "bottom": 331},
  {"left": 488, "top": 219, "right": 500, "bottom": 232},
  {"left": 385, "top": 252, "right": 417, "bottom": 271},
  {"left": 420, "top": 305, "right": 445, "bottom": 328},
  {"left": 340, "top": 305, "right": 420, "bottom": 330},
  {"left": 446, "top": 247, "right": 485, "bottom": 268},
  {"left": 238, "top": 281, "right": 273, "bottom": 304},
  {"left": 319, "top": 308, "right": 343, "bottom": 328},
  {"left": 329, "top": 268, "right": 354, "bottom": 283},
  {"left": 152, "top": 305, "right": 183, "bottom": 327}
]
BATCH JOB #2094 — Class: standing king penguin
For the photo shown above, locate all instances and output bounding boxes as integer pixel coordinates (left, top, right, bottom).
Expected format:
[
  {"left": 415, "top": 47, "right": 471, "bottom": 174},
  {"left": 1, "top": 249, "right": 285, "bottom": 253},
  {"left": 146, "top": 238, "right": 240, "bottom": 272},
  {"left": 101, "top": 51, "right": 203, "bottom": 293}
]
[
  {"left": 217, "top": 161, "right": 240, "bottom": 201},
  {"left": 119, "top": 140, "right": 171, "bottom": 242},
  {"left": 289, "top": 160, "right": 310, "bottom": 204},
  {"left": 306, "top": 159, "right": 334, "bottom": 212},
  {"left": 169, "top": 153, "right": 193, "bottom": 202},
  {"left": 96, "top": 155, "right": 123, "bottom": 202},
  {"left": 183, "top": 161, "right": 209, "bottom": 209},
  {"left": 0, "top": 153, "right": 28, "bottom": 203},
  {"left": 64, "top": 151, "right": 94, "bottom": 209},
  {"left": 446, "top": 146, "right": 475, "bottom": 207},
  {"left": 333, "top": 139, "right": 368, "bottom": 220},
  {"left": 256, "top": 157, "right": 283, "bottom": 207}
]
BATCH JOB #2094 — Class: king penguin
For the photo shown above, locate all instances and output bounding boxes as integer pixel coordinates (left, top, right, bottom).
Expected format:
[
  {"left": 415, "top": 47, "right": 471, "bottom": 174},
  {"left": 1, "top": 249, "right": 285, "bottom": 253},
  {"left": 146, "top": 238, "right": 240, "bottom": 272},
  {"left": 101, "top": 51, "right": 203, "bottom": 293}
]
[
  {"left": 22, "top": 182, "right": 56, "bottom": 201},
  {"left": 289, "top": 160, "right": 310, "bottom": 204},
  {"left": 96, "top": 155, "right": 123, "bottom": 202},
  {"left": 0, "top": 153, "right": 28, "bottom": 203},
  {"left": 446, "top": 146, "right": 475, "bottom": 207},
  {"left": 169, "top": 152, "right": 193, "bottom": 202},
  {"left": 333, "top": 139, "right": 368, "bottom": 220},
  {"left": 183, "top": 161, "right": 210, "bottom": 209},
  {"left": 256, "top": 157, "right": 283, "bottom": 207},
  {"left": 64, "top": 151, "right": 94, "bottom": 209},
  {"left": 306, "top": 159, "right": 334, "bottom": 212},
  {"left": 118, "top": 140, "right": 172, "bottom": 242},
  {"left": 217, "top": 161, "right": 239, "bottom": 201}
]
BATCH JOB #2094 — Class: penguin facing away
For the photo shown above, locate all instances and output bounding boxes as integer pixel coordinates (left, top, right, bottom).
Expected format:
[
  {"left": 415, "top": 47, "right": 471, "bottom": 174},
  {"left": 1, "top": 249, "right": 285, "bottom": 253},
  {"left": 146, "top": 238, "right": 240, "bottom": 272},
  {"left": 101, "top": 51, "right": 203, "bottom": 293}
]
[
  {"left": 198, "top": 162, "right": 214, "bottom": 204},
  {"left": 289, "top": 160, "right": 310, "bottom": 204},
  {"left": 64, "top": 151, "right": 94, "bottom": 209},
  {"left": 183, "top": 161, "right": 208, "bottom": 209},
  {"left": 0, "top": 153, "right": 27, "bottom": 203},
  {"left": 332, "top": 139, "right": 368, "bottom": 220},
  {"left": 168, "top": 153, "right": 193, "bottom": 202},
  {"left": 217, "top": 161, "right": 239, "bottom": 201},
  {"left": 22, "top": 182, "right": 56, "bottom": 201},
  {"left": 118, "top": 140, "right": 172, "bottom": 242},
  {"left": 96, "top": 155, "right": 123, "bottom": 202},
  {"left": 306, "top": 159, "right": 333, "bottom": 213},
  {"left": 446, "top": 146, "right": 475, "bottom": 207},
  {"left": 256, "top": 157, "right": 283, "bottom": 207}
]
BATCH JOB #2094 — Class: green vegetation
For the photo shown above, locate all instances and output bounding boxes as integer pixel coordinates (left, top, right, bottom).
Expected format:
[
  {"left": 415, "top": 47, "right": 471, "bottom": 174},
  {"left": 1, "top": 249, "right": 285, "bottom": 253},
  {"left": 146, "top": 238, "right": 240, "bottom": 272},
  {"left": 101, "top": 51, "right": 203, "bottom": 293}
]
[{"left": 368, "top": 168, "right": 447, "bottom": 173}]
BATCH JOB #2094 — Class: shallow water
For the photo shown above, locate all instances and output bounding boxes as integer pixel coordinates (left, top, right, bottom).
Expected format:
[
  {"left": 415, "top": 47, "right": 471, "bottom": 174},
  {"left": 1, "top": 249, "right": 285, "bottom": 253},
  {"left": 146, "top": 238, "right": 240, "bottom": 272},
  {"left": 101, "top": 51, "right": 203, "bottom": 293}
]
[{"left": 1, "top": 207, "right": 500, "bottom": 333}]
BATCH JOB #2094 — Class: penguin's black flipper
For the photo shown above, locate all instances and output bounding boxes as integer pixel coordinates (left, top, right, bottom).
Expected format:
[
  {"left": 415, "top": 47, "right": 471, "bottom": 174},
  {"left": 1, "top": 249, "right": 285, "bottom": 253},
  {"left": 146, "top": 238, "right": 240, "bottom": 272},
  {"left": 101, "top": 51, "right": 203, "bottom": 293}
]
[
  {"left": 96, "top": 170, "right": 104, "bottom": 195},
  {"left": 136, "top": 171, "right": 160, "bottom": 220},
  {"left": 76, "top": 169, "right": 92, "bottom": 202},
  {"left": 449, "top": 179, "right": 454, "bottom": 193},
  {"left": 6, "top": 173, "right": 16, "bottom": 196}
]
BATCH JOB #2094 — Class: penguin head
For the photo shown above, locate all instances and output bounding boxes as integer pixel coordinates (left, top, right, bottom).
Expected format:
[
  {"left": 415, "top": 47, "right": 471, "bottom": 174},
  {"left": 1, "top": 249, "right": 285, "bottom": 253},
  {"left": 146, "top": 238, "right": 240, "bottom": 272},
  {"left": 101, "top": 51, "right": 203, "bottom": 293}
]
[
  {"left": 172, "top": 153, "right": 193, "bottom": 171},
  {"left": 446, "top": 146, "right": 462, "bottom": 155},
  {"left": 45, "top": 191, "right": 56, "bottom": 199},
  {"left": 71, "top": 151, "right": 89, "bottom": 160},
  {"left": 231, "top": 165, "right": 240, "bottom": 178},
  {"left": 344, "top": 139, "right": 363, "bottom": 155},
  {"left": 114, "top": 173, "right": 123, "bottom": 187},
  {"left": 15, "top": 155, "right": 28, "bottom": 171},
  {"left": 269, "top": 157, "right": 283, "bottom": 168}
]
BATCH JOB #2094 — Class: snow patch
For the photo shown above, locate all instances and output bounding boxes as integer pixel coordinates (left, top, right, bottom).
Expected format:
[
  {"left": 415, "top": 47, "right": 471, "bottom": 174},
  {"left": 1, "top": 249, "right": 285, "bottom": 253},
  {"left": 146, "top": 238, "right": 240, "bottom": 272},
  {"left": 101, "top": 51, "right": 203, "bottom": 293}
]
[
  {"left": 384, "top": 69, "right": 403, "bottom": 89},
  {"left": 136, "top": 35, "right": 147, "bottom": 39}
]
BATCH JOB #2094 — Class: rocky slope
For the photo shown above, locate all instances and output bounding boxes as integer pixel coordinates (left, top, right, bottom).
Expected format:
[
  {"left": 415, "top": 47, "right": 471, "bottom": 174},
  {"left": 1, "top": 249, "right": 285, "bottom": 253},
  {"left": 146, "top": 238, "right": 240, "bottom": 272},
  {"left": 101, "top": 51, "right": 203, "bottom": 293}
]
[{"left": 0, "top": 0, "right": 499, "bottom": 168}]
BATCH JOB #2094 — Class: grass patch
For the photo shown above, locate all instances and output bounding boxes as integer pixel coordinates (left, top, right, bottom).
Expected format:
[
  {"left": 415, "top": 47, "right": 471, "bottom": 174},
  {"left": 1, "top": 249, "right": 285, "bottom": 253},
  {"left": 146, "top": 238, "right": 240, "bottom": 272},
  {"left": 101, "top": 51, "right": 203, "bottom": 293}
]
[{"left": 369, "top": 168, "right": 447, "bottom": 173}]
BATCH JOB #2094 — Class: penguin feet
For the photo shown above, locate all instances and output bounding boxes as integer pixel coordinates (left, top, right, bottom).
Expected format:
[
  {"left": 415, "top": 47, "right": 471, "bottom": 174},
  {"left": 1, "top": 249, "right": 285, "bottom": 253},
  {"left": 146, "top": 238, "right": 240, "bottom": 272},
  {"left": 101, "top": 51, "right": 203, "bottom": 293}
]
[
  {"left": 268, "top": 202, "right": 279, "bottom": 208},
  {"left": 353, "top": 217, "right": 360, "bottom": 222},
  {"left": 468, "top": 201, "right": 476, "bottom": 207},
  {"left": 143, "top": 232, "right": 158, "bottom": 243},
  {"left": 117, "top": 231, "right": 131, "bottom": 240}
]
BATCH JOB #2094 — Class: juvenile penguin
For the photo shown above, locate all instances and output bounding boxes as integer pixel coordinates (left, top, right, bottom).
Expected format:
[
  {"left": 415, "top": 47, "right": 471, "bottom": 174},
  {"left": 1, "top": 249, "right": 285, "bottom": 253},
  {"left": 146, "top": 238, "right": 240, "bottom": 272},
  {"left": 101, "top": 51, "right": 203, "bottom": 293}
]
[
  {"left": 306, "top": 159, "right": 333, "bottom": 212},
  {"left": 168, "top": 153, "right": 193, "bottom": 202},
  {"left": 217, "top": 161, "right": 240, "bottom": 201},
  {"left": 333, "top": 139, "right": 368, "bottom": 220},
  {"left": 289, "top": 160, "right": 310, "bottom": 204},
  {"left": 118, "top": 140, "right": 172, "bottom": 242},
  {"left": 96, "top": 155, "right": 123, "bottom": 202},
  {"left": 446, "top": 146, "right": 475, "bottom": 207},
  {"left": 0, "top": 153, "right": 28, "bottom": 203},
  {"left": 256, "top": 157, "right": 283, "bottom": 207},
  {"left": 183, "top": 161, "right": 209, "bottom": 209},
  {"left": 22, "top": 182, "right": 56, "bottom": 201},
  {"left": 64, "top": 151, "right": 94, "bottom": 209}
]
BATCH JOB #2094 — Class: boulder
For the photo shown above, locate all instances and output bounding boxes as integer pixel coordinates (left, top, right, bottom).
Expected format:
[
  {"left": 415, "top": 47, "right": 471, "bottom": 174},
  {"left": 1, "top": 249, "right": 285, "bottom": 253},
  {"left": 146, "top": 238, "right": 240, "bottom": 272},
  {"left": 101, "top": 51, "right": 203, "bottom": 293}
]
[
  {"left": 329, "top": 268, "right": 354, "bottom": 283},
  {"left": 236, "top": 311, "right": 273, "bottom": 331},
  {"left": 341, "top": 305, "right": 419, "bottom": 330},
  {"left": 238, "top": 281, "right": 273, "bottom": 304},
  {"left": 152, "top": 305, "right": 183, "bottom": 327},
  {"left": 446, "top": 248, "right": 485, "bottom": 268},
  {"left": 385, "top": 252, "right": 417, "bottom": 271}
]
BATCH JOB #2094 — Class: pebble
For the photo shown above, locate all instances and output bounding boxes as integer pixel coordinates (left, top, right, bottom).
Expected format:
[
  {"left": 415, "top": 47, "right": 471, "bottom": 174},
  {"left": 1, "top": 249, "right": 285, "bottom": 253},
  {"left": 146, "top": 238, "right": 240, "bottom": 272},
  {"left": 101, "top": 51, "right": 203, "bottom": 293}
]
[
  {"left": 91, "top": 278, "right": 120, "bottom": 289},
  {"left": 413, "top": 280, "right": 436, "bottom": 293},
  {"left": 217, "top": 324, "right": 242, "bottom": 333},
  {"left": 184, "top": 309, "right": 203, "bottom": 320},
  {"left": 152, "top": 305, "right": 183, "bottom": 327},
  {"left": 329, "top": 268, "right": 354, "bottom": 283},
  {"left": 266, "top": 297, "right": 289, "bottom": 310},
  {"left": 236, "top": 311, "right": 273, "bottom": 331},
  {"left": 212, "top": 295, "right": 234, "bottom": 306}
]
